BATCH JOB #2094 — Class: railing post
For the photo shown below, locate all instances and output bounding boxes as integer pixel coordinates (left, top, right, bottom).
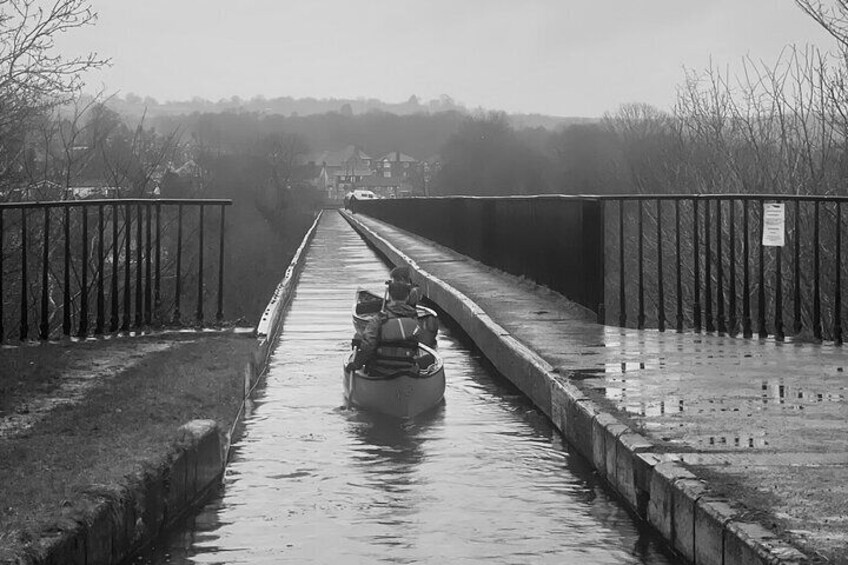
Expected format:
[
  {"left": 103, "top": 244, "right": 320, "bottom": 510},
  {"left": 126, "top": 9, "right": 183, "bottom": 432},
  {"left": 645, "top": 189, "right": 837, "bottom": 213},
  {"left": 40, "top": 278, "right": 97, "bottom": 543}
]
[
  {"left": 728, "top": 199, "right": 737, "bottom": 334},
  {"left": 705, "top": 199, "right": 713, "bottom": 333},
  {"left": 196, "top": 204, "right": 205, "bottom": 326},
  {"left": 78, "top": 205, "right": 89, "bottom": 338},
  {"left": 96, "top": 205, "right": 105, "bottom": 335},
  {"left": 40, "top": 207, "right": 50, "bottom": 340},
  {"left": 63, "top": 207, "right": 70, "bottom": 336},
  {"left": 155, "top": 203, "right": 161, "bottom": 323},
  {"left": 145, "top": 203, "right": 152, "bottom": 325},
  {"left": 716, "top": 198, "right": 726, "bottom": 334},
  {"left": 135, "top": 203, "right": 143, "bottom": 329},
  {"left": 675, "top": 199, "right": 683, "bottom": 332},
  {"left": 693, "top": 198, "right": 701, "bottom": 332},
  {"left": 637, "top": 200, "right": 645, "bottom": 329},
  {"left": 217, "top": 205, "right": 226, "bottom": 324},
  {"left": 835, "top": 201, "right": 843, "bottom": 345},
  {"left": 618, "top": 200, "right": 626, "bottom": 327},
  {"left": 775, "top": 236, "right": 784, "bottom": 342},
  {"left": 111, "top": 202, "right": 119, "bottom": 332},
  {"left": 656, "top": 199, "right": 665, "bottom": 331},
  {"left": 793, "top": 201, "right": 802, "bottom": 335},
  {"left": 122, "top": 203, "right": 131, "bottom": 332},
  {"left": 20, "top": 208, "right": 28, "bottom": 341},
  {"left": 174, "top": 204, "right": 183, "bottom": 325},
  {"left": 813, "top": 200, "right": 822, "bottom": 340},
  {"left": 743, "top": 200, "right": 752, "bottom": 338}
]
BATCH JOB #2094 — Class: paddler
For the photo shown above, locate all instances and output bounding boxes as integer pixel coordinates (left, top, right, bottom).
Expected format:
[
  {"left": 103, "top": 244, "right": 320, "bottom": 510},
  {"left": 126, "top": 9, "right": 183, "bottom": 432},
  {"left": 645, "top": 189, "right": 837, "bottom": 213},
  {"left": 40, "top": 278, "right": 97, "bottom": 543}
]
[{"left": 346, "top": 281, "right": 420, "bottom": 376}]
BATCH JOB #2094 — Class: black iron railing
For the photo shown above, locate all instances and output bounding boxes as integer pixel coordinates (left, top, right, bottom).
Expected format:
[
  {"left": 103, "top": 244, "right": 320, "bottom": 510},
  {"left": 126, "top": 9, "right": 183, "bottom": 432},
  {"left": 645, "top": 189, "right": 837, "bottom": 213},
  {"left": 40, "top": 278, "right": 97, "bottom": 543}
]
[
  {"left": 608, "top": 194, "right": 848, "bottom": 343},
  {"left": 353, "top": 193, "right": 848, "bottom": 343},
  {"left": 0, "top": 198, "right": 231, "bottom": 342}
]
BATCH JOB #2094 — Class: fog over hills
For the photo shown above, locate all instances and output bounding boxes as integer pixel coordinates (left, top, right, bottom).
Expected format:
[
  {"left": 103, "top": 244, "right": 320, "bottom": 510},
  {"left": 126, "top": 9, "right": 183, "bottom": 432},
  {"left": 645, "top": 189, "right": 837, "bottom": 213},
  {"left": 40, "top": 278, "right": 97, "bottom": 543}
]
[{"left": 94, "top": 92, "right": 596, "bottom": 130}]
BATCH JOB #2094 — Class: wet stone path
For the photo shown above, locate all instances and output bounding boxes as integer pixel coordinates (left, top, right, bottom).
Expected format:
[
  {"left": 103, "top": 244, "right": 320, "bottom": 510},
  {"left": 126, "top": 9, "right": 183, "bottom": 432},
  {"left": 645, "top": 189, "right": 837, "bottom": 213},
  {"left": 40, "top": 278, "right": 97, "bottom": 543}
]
[{"left": 145, "top": 212, "right": 674, "bottom": 564}]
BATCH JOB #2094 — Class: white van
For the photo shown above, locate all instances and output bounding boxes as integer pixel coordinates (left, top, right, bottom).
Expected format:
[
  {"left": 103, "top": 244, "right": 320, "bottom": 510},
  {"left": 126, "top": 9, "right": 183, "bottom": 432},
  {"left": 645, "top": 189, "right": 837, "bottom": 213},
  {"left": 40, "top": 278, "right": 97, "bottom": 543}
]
[{"left": 351, "top": 189, "right": 378, "bottom": 200}]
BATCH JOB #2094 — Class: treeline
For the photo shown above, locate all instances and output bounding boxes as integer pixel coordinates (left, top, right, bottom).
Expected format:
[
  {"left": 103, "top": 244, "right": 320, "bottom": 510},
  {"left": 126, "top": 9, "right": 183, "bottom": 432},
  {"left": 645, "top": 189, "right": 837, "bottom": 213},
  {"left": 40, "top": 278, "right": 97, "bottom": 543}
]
[
  {"left": 106, "top": 92, "right": 469, "bottom": 120},
  {"left": 433, "top": 112, "right": 626, "bottom": 196},
  {"left": 102, "top": 92, "right": 589, "bottom": 131},
  {"left": 150, "top": 110, "right": 467, "bottom": 165}
]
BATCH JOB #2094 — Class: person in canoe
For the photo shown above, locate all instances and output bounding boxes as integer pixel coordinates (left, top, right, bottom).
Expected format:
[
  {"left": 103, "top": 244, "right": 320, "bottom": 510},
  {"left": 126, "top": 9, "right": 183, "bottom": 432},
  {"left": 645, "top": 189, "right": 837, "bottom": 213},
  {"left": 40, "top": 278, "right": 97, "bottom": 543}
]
[
  {"left": 346, "top": 281, "right": 421, "bottom": 377},
  {"left": 389, "top": 265, "right": 421, "bottom": 307}
]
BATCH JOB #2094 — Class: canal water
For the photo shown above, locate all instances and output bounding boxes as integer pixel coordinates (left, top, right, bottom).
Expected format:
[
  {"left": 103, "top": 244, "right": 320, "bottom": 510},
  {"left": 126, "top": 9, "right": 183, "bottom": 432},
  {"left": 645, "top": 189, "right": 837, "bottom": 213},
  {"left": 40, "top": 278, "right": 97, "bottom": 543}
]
[{"left": 145, "top": 212, "right": 675, "bottom": 564}]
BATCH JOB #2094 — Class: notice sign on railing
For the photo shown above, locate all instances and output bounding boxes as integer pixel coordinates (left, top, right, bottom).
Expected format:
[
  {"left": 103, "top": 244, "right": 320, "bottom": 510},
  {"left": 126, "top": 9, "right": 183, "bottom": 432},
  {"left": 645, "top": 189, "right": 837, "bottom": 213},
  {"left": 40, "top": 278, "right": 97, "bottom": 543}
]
[{"left": 762, "top": 202, "right": 785, "bottom": 246}]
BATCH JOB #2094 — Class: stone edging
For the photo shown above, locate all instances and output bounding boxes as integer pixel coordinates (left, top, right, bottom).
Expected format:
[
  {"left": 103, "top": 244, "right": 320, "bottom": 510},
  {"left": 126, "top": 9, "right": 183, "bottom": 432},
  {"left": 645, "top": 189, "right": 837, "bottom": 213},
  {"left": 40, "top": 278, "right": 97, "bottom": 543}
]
[
  {"left": 32, "top": 210, "right": 324, "bottom": 565},
  {"left": 341, "top": 210, "right": 807, "bottom": 565},
  {"left": 34, "top": 420, "right": 226, "bottom": 565}
]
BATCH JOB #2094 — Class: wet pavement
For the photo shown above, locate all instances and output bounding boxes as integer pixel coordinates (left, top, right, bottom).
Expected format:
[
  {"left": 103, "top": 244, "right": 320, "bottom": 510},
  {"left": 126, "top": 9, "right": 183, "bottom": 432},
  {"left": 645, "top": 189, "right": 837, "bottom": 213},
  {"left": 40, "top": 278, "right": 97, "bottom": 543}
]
[
  {"left": 143, "top": 213, "right": 675, "bottom": 564},
  {"left": 348, "top": 211, "right": 848, "bottom": 561}
]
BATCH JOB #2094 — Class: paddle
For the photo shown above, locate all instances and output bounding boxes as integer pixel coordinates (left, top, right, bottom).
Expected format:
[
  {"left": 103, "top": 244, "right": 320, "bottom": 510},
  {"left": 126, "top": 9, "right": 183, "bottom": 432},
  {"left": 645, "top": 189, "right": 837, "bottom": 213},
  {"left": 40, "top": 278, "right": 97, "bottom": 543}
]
[{"left": 381, "top": 280, "right": 389, "bottom": 313}]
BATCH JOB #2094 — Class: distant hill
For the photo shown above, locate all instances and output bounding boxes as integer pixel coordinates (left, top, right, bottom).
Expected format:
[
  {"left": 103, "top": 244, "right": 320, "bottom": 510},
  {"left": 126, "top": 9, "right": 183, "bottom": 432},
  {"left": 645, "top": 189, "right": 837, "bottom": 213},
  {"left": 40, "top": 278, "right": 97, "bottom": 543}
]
[
  {"left": 90, "top": 93, "right": 595, "bottom": 130},
  {"left": 507, "top": 113, "right": 597, "bottom": 130}
]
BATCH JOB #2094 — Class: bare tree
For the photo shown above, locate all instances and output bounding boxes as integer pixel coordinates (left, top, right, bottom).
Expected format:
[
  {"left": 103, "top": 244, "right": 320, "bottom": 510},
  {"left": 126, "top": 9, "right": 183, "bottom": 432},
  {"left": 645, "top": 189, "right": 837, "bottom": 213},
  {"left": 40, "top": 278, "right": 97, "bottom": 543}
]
[
  {"left": 796, "top": 0, "right": 848, "bottom": 48},
  {"left": 0, "top": 0, "right": 107, "bottom": 193},
  {"left": 603, "top": 102, "right": 684, "bottom": 194},
  {"left": 262, "top": 132, "right": 309, "bottom": 193},
  {"left": 97, "top": 107, "right": 182, "bottom": 197}
]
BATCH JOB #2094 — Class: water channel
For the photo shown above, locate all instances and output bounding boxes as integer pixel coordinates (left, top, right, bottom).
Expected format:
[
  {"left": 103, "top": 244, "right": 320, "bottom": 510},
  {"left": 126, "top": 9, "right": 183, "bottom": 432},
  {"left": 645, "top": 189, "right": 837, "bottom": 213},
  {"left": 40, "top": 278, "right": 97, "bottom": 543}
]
[{"left": 144, "top": 213, "right": 675, "bottom": 564}]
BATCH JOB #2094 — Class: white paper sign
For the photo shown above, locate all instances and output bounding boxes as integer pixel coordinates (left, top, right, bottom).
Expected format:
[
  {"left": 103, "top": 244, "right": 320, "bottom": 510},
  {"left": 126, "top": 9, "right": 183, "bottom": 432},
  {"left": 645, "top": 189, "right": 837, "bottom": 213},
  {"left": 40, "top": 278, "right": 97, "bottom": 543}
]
[{"left": 762, "top": 203, "right": 785, "bottom": 247}]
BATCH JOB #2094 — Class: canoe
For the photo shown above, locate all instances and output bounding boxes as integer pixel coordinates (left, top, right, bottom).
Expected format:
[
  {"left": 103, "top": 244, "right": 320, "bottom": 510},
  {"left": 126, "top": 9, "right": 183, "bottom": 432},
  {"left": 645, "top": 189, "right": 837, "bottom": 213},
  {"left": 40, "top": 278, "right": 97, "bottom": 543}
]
[
  {"left": 343, "top": 343, "right": 445, "bottom": 419},
  {"left": 352, "top": 288, "right": 438, "bottom": 347}
]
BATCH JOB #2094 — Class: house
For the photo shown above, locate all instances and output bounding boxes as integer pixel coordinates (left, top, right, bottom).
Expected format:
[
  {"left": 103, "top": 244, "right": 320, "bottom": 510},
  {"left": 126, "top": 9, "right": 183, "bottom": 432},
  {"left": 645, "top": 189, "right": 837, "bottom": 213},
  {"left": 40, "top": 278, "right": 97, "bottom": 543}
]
[
  {"left": 371, "top": 151, "right": 429, "bottom": 196},
  {"left": 310, "top": 145, "right": 374, "bottom": 200},
  {"left": 307, "top": 145, "right": 433, "bottom": 200},
  {"left": 374, "top": 151, "right": 417, "bottom": 181}
]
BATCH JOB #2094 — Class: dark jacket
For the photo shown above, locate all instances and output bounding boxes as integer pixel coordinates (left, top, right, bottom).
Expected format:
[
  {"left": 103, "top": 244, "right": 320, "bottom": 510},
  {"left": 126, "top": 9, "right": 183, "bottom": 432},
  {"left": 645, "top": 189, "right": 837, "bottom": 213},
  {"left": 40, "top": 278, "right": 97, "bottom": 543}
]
[{"left": 351, "top": 301, "right": 419, "bottom": 371}]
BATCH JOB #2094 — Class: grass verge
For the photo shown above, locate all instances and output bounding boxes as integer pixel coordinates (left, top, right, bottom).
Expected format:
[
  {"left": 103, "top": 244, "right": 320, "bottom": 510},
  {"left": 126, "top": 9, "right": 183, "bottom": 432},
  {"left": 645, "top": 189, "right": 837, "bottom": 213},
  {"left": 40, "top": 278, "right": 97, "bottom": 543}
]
[{"left": 0, "top": 333, "right": 255, "bottom": 561}]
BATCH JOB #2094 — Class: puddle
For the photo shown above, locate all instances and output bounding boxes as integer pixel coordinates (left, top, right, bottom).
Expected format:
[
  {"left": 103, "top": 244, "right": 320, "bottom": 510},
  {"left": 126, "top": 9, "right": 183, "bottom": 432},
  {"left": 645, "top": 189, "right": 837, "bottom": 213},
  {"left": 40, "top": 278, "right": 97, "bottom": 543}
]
[
  {"left": 702, "top": 433, "right": 769, "bottom": 449},
  {"left": 760, "top": 380, "right": 847, "bottom": 405}
]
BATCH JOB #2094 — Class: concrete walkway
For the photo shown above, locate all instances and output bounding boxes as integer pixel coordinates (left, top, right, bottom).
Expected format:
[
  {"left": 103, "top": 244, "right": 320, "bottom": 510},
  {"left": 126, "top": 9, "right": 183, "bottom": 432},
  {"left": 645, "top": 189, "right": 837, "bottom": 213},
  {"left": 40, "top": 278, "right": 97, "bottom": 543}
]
[{"left": 344, "top": 210, "right": 848, "bottom": 564}]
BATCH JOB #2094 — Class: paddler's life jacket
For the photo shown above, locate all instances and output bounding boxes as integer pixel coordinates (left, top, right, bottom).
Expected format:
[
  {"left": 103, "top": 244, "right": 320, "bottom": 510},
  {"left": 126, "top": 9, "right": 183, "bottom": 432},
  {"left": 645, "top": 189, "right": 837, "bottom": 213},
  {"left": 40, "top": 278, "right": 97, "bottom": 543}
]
[{"left": 369, "top": 316, "right": 420, "bottom": 376}]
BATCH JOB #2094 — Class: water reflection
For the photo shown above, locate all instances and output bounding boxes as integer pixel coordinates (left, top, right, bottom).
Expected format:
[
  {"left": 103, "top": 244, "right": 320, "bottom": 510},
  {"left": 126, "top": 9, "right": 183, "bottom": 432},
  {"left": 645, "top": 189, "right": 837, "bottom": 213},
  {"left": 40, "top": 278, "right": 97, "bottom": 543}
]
[
  {"left": 578, "top": 351, "right": 848, "bottom": 425},
  {"left": 346, "top": 404, "right": 443, "bottom": 474}
]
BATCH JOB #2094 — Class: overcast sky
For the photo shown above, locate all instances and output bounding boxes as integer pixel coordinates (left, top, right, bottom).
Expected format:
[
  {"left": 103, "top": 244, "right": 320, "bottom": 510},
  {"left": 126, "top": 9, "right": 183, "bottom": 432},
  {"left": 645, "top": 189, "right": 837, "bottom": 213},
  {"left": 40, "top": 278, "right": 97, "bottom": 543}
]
[{"left": 58, "top": 0, "right": 837, "bottom": 117}]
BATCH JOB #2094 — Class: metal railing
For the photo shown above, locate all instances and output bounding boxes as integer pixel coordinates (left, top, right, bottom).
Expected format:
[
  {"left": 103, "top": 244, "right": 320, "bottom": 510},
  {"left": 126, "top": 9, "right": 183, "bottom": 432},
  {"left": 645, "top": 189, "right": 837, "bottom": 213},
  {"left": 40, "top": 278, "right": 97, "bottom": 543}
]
[
  {"left": 353, "top": 193, "right": 848, "bottom": 343},
  {"left": 0, "top": 198, "right": 232, "bottom": 342},
  {"left": 608, "top": 194, "right": 848, "bottom": 343}
]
